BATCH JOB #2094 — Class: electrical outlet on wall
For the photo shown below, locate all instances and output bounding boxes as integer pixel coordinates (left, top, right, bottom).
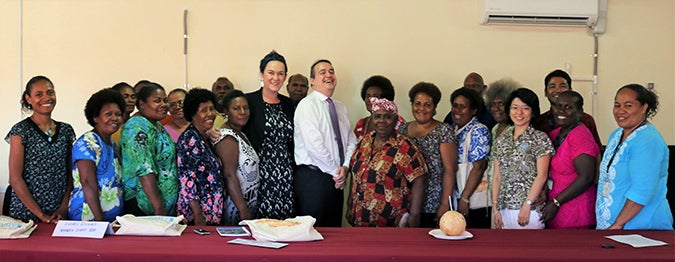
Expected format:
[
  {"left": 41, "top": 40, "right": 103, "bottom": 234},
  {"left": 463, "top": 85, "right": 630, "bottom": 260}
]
[{"left": 647, "top": 83, "right": 654, "bottom": 91}]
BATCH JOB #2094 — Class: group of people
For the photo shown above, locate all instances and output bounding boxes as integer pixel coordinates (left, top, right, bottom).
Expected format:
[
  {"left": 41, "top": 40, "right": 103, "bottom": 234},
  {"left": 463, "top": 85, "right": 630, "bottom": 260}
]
[{"left": 4, "top": 51, "right": 672, "bottom": 231}]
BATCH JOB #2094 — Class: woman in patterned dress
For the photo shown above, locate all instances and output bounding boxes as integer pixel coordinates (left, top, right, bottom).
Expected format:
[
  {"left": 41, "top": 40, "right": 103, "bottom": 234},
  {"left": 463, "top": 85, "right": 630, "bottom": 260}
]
[
  {"left": 214, "top": 90, "right": 260, "bottom": 225},
  {"left": 68, "top": 89, "right": 126, "bottom": 222},
  {"left": 120, "top": 82, "right": 178, "bottom": 216},
  {"left": 491, "top": 88, "right": 554, "bottom": 229},
  {"left": 6, "top": 75, "right": 76, "bottom": 223},
  {"left": 175, "top": 88, "right": 224, "bottom": 225},
  {"left": 450, "top": 88, "right": 492, "bottom": 228},
  {"left": 242, "top": 51, "right": 295, "bottom": 219},
  {"left": 398, "top": 82, "right": 457, "bottom": 228},
  {"left": 347, "top": 98, "right": 427, "bottom": 227}
]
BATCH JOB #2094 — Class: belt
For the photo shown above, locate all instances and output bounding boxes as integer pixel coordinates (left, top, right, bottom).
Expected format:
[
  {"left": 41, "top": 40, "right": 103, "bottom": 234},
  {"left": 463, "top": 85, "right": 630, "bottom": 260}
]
[{"left": 298, "top": 164, "right": 321, "bottom": 172}]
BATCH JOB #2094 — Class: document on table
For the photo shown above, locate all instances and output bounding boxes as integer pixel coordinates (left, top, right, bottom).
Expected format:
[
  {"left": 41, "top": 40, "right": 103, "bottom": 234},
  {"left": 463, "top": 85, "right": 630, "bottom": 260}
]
[
  {"left": 228, "top": 238, "right": 288, "bottom": 249},
  {"left": 605, "top": 234, "right": 668, "bottom": 248}
]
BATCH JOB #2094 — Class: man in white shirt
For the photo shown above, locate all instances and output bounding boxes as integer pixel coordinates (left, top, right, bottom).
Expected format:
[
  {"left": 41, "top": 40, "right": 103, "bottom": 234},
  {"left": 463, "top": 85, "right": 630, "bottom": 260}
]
[{"left": 294, "top": 59, "right": 356, "bottom": 227}]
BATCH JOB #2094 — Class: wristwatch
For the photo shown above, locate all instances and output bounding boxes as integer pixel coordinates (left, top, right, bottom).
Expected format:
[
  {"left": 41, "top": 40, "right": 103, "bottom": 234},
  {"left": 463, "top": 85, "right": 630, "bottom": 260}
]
[{"left": 525, "top": 199, "right": 533, "bottom": 205}]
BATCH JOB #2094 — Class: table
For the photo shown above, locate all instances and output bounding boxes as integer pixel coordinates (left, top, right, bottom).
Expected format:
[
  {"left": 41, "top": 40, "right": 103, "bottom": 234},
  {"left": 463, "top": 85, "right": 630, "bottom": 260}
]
[{"left": 1, "top": 224, "right": 673, "bottom": 262}]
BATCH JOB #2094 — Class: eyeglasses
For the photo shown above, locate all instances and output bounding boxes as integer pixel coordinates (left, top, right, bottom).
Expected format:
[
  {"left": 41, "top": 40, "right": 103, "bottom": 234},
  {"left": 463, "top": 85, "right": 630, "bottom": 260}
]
[{"left": 169, "top": 100, "right": 184, "bottom": 109}]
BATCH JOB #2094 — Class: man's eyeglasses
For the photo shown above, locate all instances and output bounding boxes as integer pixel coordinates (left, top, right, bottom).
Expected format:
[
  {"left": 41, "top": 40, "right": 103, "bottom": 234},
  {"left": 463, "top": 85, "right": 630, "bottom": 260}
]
[{"left": 169, "top": 100, "right": 184, "bottom": 109}]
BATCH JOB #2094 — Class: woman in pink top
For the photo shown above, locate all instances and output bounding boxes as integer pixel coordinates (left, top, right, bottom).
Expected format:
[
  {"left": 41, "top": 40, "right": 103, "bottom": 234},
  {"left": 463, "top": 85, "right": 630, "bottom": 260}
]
[
  {"left": 164, "top": 89, "right": 189, "bottom": 142},
  {"left": 540, "top": 91, "right": 599, "bottom": 229}
]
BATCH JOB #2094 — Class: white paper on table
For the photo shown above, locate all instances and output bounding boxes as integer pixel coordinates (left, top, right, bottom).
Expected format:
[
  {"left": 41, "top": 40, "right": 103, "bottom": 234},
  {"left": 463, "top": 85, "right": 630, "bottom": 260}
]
[{"left": 605, "top": 234, "right": 668, "bottom": 248}]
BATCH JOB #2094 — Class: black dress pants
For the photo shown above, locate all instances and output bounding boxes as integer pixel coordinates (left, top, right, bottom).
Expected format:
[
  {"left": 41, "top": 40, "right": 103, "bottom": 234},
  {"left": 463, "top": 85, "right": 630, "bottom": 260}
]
[{"left": 294, "top": 165, "right": 343, "bottom": 227}]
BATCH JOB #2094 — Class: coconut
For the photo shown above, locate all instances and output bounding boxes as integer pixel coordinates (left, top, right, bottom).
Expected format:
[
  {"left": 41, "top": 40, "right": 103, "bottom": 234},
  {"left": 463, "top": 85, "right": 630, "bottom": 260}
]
[{"left": 439, "top": 210, "right": 466, "bottom": 236}]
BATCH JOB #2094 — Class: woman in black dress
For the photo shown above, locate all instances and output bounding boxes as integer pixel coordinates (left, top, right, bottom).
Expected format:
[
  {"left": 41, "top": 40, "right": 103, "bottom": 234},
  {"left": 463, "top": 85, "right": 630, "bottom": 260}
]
[
  {"left": 6, "top": 76, "right": 75, "bottom": 223},
  {"left": 242, "top": 51, "right": 296, "bottom": 219}
]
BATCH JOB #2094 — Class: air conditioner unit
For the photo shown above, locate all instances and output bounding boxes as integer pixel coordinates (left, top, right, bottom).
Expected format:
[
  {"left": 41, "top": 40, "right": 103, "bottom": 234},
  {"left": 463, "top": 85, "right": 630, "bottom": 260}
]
[{"left": 482, "top": 0, "right": 599, "bottom": 27}]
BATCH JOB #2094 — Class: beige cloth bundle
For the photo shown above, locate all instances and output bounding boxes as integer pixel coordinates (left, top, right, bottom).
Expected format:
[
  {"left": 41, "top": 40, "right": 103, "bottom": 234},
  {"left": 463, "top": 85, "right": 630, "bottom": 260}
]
[
  {"left": 0, "top": 215, "right": 37, "bottom": 239},
  {"left": 239, "top": 216, "right": 324, "bottom": 242},
  {"left": 114, "top": 215, "right": 187, "bottom": 236}
]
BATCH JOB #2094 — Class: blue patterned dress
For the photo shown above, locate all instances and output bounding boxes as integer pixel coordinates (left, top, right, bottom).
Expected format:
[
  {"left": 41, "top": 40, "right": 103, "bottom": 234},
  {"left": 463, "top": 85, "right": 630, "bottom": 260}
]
[
  {"left": 453, "top": 117, "right": 491, "bottom": 208},
  {"left": 399, "top": 121, "right": 454, "bottom": 214},
  {"left": 68, "top": 131, "right": 124, "bottom": 222},
  {"left": 596, "top": 124, "right": 672, "bottom": 229},
  {"left": 176, "top": 124, "right": 225, "bottom": 225}
]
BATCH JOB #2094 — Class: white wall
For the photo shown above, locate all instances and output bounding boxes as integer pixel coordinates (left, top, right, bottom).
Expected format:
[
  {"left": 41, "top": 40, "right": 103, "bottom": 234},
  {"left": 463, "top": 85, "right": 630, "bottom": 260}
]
[{"left": 1, "top": 0, "right": 673, "bottom": 188}]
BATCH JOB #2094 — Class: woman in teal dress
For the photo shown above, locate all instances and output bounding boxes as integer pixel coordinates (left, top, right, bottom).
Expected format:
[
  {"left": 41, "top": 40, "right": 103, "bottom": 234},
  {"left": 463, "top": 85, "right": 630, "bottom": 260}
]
[
  {"left": 120, "top": 82, "right": 178, "bottom": 216},
  {"left": 596, "top": 84, "right": 672, "bottom": 230},
  {"left": 68, "top": 89, "right": 126, "bottom": 222}
]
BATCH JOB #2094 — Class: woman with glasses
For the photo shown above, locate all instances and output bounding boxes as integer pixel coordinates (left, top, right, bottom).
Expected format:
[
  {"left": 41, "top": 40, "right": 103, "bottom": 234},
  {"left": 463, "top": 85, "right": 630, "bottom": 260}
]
[{"left": 164, "top": 89, "right": 189, "bottom": 142}]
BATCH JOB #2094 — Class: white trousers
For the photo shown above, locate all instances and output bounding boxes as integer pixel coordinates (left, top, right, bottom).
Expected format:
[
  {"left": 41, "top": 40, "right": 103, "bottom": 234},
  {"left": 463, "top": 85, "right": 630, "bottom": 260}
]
[{"left": 499, "top": 209, "right": 544, "bottom": 229}]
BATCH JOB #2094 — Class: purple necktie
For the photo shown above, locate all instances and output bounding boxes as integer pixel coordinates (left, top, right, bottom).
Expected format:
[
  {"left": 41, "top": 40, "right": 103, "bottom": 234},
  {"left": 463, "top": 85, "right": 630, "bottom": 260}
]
[{"left": 326, "top": 97, "right": 345, "bottom": 164}]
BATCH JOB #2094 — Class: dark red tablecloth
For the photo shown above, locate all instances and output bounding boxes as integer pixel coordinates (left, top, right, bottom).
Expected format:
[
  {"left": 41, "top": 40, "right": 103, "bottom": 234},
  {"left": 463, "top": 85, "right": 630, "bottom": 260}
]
[{"left": 0, "top": 224, "right": 673, "bottom": 262}]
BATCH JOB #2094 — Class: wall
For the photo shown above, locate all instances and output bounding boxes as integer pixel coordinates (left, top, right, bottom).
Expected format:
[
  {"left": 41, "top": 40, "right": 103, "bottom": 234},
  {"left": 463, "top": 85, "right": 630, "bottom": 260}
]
[{"left": 1, "top": 0, "right": 673, "bottom": 189}]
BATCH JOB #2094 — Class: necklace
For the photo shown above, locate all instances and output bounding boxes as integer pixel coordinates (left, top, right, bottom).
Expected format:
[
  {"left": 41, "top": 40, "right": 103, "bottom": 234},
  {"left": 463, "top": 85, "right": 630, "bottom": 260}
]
[
  {"left": 32, "top": 116, "right": 54, "bottom": 142},
  {"left": 44, "top": 122, "right": 54, "bottom": 142}
]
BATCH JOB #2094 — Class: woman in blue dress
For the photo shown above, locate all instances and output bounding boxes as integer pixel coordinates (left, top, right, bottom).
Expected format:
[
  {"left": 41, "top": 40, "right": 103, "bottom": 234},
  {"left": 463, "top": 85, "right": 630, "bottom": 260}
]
[
  {"left": 68, "top": 89, "right": 126, "bottom": 222},
  {"left": 596, "top": 84, "right": 672, "bottom": 230}
]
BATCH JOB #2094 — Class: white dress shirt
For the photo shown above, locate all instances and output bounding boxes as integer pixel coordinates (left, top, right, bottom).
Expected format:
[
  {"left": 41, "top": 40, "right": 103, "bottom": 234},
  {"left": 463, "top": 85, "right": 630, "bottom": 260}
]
[{"left": 294, "top": 91, "right": 357, "bottom": 177}]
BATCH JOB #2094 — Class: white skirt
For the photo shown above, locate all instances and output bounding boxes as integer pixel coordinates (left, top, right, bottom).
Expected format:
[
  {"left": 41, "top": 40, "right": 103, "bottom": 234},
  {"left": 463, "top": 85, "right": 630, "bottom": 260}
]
[{"left": 499, "top": 209, "right": 544, "bottom": 229}]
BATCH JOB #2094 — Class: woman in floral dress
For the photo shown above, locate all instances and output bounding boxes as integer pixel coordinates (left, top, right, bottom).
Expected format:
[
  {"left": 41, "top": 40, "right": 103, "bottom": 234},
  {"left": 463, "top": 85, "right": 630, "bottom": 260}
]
[
  {"left": 69, "top": 89, "right": 126, "bottom": 222},
  {"left": 175, "top": 88, "right": 224, "bottom": 225}
]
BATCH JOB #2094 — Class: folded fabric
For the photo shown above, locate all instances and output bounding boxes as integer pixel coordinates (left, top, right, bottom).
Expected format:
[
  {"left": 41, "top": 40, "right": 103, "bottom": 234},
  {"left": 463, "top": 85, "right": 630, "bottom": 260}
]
[
  {"left": 0, "top": 215, "right": 37, "bottom": 239},
  {"left": 114, "top": 215, "right": 186, "bottom": 236},
  {"left": 239, "top": 216, "right": 324, "bottom": 242}
]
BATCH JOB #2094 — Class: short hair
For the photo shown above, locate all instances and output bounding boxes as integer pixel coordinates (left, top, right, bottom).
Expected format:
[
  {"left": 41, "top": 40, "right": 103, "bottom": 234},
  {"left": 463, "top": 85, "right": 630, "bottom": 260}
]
[
  {"left": 617, "top": 83, "right": 659, "bottom": 119},
  {"left": 111, "top": 82, "right": 132, "bottom": 92},
  {"left": 133, "top": 80, "right": 152, "bottom": 93},
  {"left": 505, "top": 88, "right": 541, "bottom": 125},
  {"left": 310, "top": 59, "right": 332, "bottom": 79},
  {"left": 168, "top": 88, "right": 187, "bottom": 97},
  {"left": 451, "top": 87, "right": 483, "bottom": 115},
  {"left": 408, "top": 82, "right": 442, "bottom": 107},
  {"left": 288, "top": 74, "right": 308, "bottom": 84},
  {"left": 183, "top": 88, "right": 217, "bottom": 122},
  {"left": 465, "top": 72, "right": 485, "bottom": 87},
  {"left": 557, "top": 90, "right": 584, "bottom": 112},
  {"left": 22, "top": 75, "right": 54, "bottom": 110},
  {"left": 485, "top": 78, "right": 521, "bottom": 108},
  {"left": 360, "top": 75, "right": 395, "bottom": 101},
  {"left": 259, "top": 50, "right": 287, "bottom": 73},
  {"left": 84, "top": 88, "right": 126, "bottom": 127},
  {"left": 136, "top": 82, "right": 165, "bottom": 107},
  {"left": 221, "top": 89, "right": 247, "bottom": 111},
  {"left": 544, "top": 70, "right": 572, "bottom": 91},
  {"left": 212, "top": 77, "right": 232, "bottom": 89}
]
